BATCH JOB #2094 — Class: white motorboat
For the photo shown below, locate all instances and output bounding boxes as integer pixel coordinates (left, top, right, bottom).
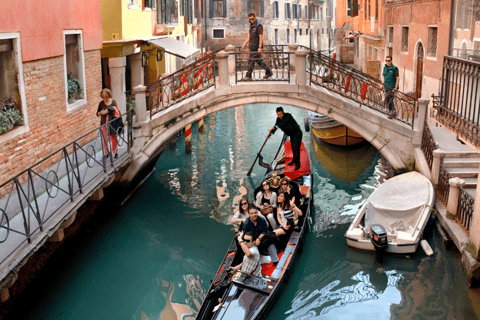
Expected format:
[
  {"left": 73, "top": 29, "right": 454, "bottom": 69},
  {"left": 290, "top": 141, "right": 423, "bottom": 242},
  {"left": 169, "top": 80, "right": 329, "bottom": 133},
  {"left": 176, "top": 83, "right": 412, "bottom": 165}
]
[{"left": 345, "top": 171, "right": 434, "bottom": 255}]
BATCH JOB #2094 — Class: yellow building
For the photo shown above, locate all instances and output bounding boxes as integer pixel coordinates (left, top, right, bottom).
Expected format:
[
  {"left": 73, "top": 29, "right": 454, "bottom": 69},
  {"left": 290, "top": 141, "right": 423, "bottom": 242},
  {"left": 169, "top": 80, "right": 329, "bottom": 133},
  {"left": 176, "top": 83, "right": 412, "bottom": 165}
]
[{"left": 101, "top": 0, "right": 200, "bottom": 113}]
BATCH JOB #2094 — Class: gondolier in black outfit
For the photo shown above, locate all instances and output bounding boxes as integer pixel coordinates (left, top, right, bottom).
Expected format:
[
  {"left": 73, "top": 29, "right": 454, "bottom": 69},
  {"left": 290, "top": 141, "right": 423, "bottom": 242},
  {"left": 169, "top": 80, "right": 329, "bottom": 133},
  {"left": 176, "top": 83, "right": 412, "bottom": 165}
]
[
  {"left": 242, "top": 12, "right": 273, "bottom": 81},
  {"left": 269, "top": 107, "right": 303, "bottom": 171}
]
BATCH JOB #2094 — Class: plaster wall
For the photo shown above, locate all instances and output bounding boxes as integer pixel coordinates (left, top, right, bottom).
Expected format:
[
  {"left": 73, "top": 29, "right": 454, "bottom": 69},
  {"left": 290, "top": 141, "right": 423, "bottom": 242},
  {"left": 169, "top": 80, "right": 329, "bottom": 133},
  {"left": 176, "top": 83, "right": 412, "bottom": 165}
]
[{"left": 0, "top": 0, "right": 102, "bottom": 61}]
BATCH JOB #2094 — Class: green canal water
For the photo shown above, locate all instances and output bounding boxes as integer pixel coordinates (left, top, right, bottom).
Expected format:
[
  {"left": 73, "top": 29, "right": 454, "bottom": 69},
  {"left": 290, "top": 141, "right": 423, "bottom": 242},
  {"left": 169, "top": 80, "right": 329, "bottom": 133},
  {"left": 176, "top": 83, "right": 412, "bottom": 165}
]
[{"left": 7, "top": 104, "right": 480, "bottom": 320}]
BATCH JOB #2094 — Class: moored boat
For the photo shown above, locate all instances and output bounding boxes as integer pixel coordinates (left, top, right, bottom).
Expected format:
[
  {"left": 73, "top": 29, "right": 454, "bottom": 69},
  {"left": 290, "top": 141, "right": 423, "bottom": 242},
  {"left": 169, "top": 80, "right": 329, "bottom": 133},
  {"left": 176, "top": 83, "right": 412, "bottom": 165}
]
[
  {"left": 196, "top": 135, "right": 313, "bottom": 320},
  {"left": 344, "top": 171, "right": 434, "bottom": 255},
  {"left": 304, "top": 112, "right": 365, "bottom": 147}
]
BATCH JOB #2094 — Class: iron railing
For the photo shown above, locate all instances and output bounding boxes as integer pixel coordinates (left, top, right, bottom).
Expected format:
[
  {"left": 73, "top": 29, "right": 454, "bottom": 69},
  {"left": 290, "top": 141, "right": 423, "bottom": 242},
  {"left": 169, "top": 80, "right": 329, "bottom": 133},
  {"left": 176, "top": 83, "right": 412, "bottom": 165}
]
[
  {"left": 421, "top": 122, "right": 436, "bottom": 169},
  {"left": 0, "top": 110, "right": 133, "bottom": 266},
  {"left": 303, "top": 46, "right": 417, "bottom": 128},
  {"left": 432, "top": 55, "right": 480, "bottom": 148},
  {"left": 457, "top": 186, "right": 474, "bottom": 231},
  {"left": 451, "top": 48, "right": 480, "bottom": 62},
  {"left": 234, "top": 48, "right": 291, "bottom": 83},
  {"left": 145, "top": 49, "right": 221, "bottom": 118},
  {"left": 437, "top": 164, "right": 452, "bottom": 203}
]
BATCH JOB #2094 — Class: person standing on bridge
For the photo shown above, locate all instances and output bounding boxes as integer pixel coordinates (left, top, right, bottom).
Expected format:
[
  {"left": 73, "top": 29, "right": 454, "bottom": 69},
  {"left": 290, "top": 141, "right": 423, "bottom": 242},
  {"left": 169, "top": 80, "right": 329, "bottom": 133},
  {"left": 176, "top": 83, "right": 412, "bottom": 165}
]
[
  {"left": 268, "top": 107, "right": 303, "bottom": 171},
  {"left": 383, "top": 55, "right": 399, "bottom": 119},
  {"left": 242, "top": 13, "right": 273, "bottom": 81}
]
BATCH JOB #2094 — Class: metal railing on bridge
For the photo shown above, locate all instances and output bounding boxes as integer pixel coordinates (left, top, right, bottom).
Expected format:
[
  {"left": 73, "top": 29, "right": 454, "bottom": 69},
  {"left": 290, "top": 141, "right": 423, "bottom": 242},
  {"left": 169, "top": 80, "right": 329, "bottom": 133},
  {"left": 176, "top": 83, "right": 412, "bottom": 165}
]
[
  {"left": 143, "top": 45, "right": 418, "bottom": 129},
  {"left": 432, "top": 55, "right": 480, "bottom": 148},
  {"left": 0, "top": 111, "right": 133, "bottom": 267}
]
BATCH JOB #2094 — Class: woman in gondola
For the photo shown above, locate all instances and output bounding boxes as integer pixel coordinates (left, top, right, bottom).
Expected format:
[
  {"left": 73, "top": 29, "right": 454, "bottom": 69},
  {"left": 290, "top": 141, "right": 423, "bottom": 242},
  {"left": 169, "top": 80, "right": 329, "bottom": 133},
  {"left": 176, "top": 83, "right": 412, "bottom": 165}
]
[
  {"left": 255, "top": 179, "right": 278, "bottom": 229},
  {"left": 274, "top": 191, "right": 302, "bottom": 238},
  {"left": 279, "top": 176, "right": 301, "bottom": 207},
  {"left": 233, "top": 197, "right": 268, "bottom": 232}
]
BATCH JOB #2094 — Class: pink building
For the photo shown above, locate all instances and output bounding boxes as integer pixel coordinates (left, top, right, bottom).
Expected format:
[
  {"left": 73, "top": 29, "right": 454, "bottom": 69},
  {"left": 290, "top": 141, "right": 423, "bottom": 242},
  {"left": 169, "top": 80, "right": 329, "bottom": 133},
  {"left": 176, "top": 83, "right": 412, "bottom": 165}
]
[{"left": 0, "top": 0, "right": 103, "bottom": 182}]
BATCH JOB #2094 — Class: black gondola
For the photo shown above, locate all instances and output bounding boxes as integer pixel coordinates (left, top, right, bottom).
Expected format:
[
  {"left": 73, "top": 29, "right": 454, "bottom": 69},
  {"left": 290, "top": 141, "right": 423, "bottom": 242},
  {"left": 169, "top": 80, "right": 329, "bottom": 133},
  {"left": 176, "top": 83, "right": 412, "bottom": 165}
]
[{"left": 196, "top": 135, "right": 313, "bottom": 320}]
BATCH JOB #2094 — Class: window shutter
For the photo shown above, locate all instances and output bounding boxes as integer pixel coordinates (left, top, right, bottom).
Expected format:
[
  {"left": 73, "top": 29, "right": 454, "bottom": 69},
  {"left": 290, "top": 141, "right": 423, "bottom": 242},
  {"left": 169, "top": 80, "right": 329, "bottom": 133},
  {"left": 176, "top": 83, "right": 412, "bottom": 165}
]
[
  {"left": 223, "top": 0, "right": 227, "bottom": 17},
  {"left": 285, "top": 3, "right": 287, "bottom": 19},
  {"left": 247, "top": 0, "right": 251, "bottom": 13},
  {"left": 181, "top": 0, "right": 185, "bottom": 16},
  {"left": 261, "top": 0, "right": 264, "bottom": 17},
  {"left": 299, "top": 6, "right": 301, "bottom": 19},
  {"left": 209, "top": 0, "right": 214, "bottom": 18}
]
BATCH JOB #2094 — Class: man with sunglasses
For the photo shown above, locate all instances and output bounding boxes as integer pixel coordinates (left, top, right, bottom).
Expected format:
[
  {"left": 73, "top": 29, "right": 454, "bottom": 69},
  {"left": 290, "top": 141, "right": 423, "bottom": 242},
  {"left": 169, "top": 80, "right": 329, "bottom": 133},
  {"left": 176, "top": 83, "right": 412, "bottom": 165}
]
[
  {"left": 383, "top": 55, "right": 399, "bottom": 119},
  {"left": 242, "top": 13, "right": 273, "bottom": 81},
  {"left": 231, "top": 232, "right": 261, "bottom": 277}
]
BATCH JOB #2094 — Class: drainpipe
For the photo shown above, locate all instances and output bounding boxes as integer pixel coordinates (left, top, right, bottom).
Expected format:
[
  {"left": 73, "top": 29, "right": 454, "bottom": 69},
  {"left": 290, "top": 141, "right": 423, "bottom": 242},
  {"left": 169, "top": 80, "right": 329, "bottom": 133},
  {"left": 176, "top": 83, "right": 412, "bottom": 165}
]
[{"left": 448, "top": 0, "right": 456, "bottom": 55}]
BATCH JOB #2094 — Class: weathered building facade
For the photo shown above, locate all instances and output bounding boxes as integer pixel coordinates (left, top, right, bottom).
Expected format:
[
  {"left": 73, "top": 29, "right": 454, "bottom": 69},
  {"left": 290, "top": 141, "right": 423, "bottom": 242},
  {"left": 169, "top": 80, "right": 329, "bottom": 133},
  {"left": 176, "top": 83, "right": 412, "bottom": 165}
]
[
  {"left": 202, "top": 0, "right": 332, "bottom": 52},
  {"left": 0, "top": 0, "right": 103, "bottom": 184},
  {"left": 384, "top": 0, "right": 452, "bottom": 100}
]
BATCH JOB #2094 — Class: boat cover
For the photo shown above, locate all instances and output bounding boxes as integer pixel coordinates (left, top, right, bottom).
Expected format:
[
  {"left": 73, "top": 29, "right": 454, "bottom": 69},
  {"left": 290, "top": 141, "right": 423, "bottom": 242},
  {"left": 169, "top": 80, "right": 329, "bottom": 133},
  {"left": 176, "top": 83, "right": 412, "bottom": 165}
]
[
  {"left": 284, "top": 141, "right": 310, "bottom": 180},
  {"left": 364, "top": 179, "right": 432, "bottom": 234}
]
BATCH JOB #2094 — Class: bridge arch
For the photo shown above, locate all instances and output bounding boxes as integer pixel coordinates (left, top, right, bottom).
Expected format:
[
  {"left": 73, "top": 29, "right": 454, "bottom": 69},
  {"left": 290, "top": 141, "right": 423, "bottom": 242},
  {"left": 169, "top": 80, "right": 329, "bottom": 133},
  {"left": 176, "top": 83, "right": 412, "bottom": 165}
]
[{"left": 122, "top": 82, "right": 422, "bottom": 183}]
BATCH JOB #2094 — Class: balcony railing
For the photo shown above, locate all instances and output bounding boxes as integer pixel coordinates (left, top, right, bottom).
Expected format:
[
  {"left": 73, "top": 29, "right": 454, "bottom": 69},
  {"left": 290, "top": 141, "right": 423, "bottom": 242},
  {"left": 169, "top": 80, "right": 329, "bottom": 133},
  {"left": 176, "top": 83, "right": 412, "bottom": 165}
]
[
  {"left": 432, "top": 55, "right": 480, "bottom": 148},
  {"left": 452, "top": 48, "right": 480, "bottom": 62}
]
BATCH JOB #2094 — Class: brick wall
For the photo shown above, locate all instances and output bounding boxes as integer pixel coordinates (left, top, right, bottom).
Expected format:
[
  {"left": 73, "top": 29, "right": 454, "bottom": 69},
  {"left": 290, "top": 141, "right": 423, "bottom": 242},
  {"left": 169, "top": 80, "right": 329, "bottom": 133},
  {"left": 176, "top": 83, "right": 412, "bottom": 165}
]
[{"left": 0, "top": 50, "right": 102, "bottom": 185}]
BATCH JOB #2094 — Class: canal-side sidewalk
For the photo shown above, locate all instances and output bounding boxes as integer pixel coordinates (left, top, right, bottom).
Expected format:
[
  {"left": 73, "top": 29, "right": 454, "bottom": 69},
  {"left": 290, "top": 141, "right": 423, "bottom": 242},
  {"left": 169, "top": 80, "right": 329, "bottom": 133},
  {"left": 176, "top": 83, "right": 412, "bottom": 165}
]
[{"left": 415, "top": 124, "right": 480, "bottom": 285}]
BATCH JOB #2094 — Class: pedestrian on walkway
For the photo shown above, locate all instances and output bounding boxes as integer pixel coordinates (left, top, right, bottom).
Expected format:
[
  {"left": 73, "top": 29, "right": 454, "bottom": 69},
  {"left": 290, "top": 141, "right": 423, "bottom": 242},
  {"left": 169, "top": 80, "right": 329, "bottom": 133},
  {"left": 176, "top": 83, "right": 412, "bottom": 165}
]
[
  {"left": 383, "top": 55, "right": 399, "bottom": 119},
  {"left": 242, "top": 13, "right": 273, "bottom": 81},
  {"left": 268, "top": 107, "right": 303, "bottom": 171},
  {"left": 96, "top": 88, "right": 119, "bottom": 159}
]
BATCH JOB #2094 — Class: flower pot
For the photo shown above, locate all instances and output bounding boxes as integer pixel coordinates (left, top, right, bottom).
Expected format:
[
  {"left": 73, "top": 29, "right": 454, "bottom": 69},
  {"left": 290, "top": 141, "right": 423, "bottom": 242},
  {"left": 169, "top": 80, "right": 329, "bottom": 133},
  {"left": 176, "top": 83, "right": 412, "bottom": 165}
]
[{"left": 68, "top": 96, "right": 76, "bottom": 104}]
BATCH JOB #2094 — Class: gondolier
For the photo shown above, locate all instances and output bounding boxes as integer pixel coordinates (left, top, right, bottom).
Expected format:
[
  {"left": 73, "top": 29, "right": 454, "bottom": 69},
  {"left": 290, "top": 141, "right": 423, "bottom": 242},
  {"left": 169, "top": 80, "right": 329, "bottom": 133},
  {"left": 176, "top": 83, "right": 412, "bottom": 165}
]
[{"left": 269, "top": 107, "right": 303, "bottom": 171}]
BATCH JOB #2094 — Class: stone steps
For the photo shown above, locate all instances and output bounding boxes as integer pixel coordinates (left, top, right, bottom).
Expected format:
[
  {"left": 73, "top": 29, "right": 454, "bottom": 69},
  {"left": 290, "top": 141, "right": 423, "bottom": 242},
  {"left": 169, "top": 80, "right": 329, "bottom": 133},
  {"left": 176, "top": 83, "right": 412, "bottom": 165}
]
[
  {"left": 462, "top": 178, "right": 478, "bottom": 189},
  {"left": 446, "top": 167, "right": 478, "bottom": 179},
  {"left": 443, "top": 151, "right": 479, "bottom": 158},
  {"left": 443, "top": 157, "right": 480, "bottom": 168}
]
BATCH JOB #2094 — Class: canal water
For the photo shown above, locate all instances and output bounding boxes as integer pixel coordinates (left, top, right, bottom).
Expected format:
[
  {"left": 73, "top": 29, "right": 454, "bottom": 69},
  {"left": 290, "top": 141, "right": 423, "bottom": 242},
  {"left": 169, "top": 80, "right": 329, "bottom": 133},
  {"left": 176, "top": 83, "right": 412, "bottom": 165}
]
[{"left": 7, "top": 104, "right": 480, "bottom": 320}]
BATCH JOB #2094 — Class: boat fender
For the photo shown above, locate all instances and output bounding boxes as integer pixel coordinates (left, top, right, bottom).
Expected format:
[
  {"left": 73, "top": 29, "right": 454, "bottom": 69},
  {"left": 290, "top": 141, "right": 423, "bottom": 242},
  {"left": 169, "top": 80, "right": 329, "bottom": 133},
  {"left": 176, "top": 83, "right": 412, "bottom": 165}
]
[
  {"left": 304, "top": 117, "right": 310, "bottom": 132},
  {"left": 420, "top": 239, "right": 434, "bottom": 256}
]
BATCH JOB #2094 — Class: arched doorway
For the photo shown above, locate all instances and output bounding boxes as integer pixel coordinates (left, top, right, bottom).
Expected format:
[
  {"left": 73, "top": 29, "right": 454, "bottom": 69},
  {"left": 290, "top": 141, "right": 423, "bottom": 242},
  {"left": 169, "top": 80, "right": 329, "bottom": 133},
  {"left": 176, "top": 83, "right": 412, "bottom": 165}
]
[{"left": 415, "top": 43, "right": 424, "bottom": 98}]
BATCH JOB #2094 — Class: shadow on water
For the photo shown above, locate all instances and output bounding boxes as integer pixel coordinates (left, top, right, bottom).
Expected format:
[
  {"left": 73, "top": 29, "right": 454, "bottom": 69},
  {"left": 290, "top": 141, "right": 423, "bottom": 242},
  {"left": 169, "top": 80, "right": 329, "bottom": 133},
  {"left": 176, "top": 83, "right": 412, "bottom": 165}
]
[{"left": 5, "top": 104, "right": 480, "bottom": 320}]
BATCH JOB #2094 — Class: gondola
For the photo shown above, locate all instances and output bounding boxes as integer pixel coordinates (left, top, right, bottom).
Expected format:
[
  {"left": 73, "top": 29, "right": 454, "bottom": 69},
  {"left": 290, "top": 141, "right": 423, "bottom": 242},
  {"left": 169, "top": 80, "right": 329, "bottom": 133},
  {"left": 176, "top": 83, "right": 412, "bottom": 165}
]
[{"left": 196, "top": 135, "right": 313, "bottom": 320}]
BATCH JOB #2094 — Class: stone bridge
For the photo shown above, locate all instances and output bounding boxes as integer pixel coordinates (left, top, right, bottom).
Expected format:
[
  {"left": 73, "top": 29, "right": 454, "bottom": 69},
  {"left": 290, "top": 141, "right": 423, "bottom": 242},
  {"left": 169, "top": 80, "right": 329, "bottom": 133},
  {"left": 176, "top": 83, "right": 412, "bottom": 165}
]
[{"left": 121, "top": 47, "right": 429, "bottom": 184}]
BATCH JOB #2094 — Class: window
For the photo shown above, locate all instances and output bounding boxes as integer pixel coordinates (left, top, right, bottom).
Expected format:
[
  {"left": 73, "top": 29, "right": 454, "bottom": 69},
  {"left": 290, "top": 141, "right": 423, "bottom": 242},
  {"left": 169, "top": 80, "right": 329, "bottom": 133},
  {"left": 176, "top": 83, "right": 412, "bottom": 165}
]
[
  {"left": 64, "top": 30, "right": 86, "bottom": 109},
  {"left": 299, "top": 29, "right": 302, "bottom": 36},
  {"left": 375, "top": 0, "right": 378, "bottom": 20},
  {"left": 212, "top": 29, "right": 225, "bottom": 39},
  {"left": 294, "top": 29, "right": 297, "bottom": 43},
  {"left": 274, "top": 29, "right": 278, "bottom": 45},
  {"left": 427, "top": 27, "right": 438, "bottom": 57},
  {"left": 181, "top": 0, "right": 185, "bottom": 16},
  {"left": 402, "top": 26, "right": 409, "bottom": 52},
  {"left": 286, "top": 29, "right": 290, "bottom": 44},
  {"left": 299, "top": 6, "right": 302, "bottom": 19},
  {"left": 144, "top": 0, "right": 155, "bottom": 9},
  {"left": 250, "top": 0, "right": 262, "bottom": 17},
  {"left": 210, "top": 0, "right": 226, "bottom": 18},
  {"left": 306, "top": 28, "right": 308, "bottom": 35},
  {"left": 273, "top": 1, "right": 279, "bottom": 19},
  {"left": 305, "top": 6, "right": 308, "bottom": 19},
  {"left": 321, "top": 7, "right": 324, "bottom": 20},
  {"left": 365, "top": 0, "right": 369, "bottom": 20},
  {"left": 160, "top": 0, "right": 179, "bottom": 24},
  {"left": 347, "top": 0, "right": 358, "bottom": 17},
  {"left": 388, "top": 26, "right": 393, "bottom": 45},
  {"left": 187, "top": 0, "right": 193, "bottom": 23},
  {"left": 0, "top": 33, "right": 26, "bottom": 134},
  {"left": 285, "top": 3, "right": 291, "bottom": 20},
  {"left": 293, "top": 4, "right": 297, "bottom": 20}
]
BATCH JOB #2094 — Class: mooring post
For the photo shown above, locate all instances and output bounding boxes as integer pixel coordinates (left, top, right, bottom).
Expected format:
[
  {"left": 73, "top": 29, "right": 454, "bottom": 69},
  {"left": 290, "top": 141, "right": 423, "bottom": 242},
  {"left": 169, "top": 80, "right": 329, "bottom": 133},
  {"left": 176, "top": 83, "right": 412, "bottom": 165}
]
[{"left": 185, "top": 123, "right": 192, "bottom": 154}]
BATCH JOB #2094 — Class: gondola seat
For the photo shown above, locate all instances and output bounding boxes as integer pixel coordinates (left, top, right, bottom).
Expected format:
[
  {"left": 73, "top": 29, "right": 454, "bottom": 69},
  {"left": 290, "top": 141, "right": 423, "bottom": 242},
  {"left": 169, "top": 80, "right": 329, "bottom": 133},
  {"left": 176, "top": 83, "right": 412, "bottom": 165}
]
[{"left": 271, "top": 244, "right": 294, "bottom": 279}]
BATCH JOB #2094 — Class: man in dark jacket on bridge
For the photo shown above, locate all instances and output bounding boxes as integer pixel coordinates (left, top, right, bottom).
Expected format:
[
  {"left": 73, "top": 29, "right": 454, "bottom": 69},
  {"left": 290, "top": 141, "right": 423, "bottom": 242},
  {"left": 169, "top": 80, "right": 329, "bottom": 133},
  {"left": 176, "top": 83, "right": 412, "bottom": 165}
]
[{"left": 268, "top": 107, "right": 303, "bottom": 171}]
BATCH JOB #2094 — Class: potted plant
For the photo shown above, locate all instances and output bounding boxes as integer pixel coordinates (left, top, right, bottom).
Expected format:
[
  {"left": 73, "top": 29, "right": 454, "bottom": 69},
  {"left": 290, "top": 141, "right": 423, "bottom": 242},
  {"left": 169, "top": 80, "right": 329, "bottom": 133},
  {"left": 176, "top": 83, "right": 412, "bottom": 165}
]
[
  {"left": 67, "top": 74, "right": 82, "bottom": 103},
  {"left": 0, "top": 98, "right": 23, "bottom": 134}
]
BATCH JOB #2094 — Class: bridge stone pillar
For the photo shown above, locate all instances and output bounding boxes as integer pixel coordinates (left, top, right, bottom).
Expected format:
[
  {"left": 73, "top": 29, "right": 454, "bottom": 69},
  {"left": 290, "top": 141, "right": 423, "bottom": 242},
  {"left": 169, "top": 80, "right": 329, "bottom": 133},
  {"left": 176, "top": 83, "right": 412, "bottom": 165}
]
[
  {"left": 447, "top": 177, "right": 465, "bottom": 217},
  {"left": 289, "top": 44, "right": 298, "bottom": 71},
  {"left": 217, "top": 51, "right": 230, "bottom": 87},
  {"left": 295, "top": 49, "right": 307, "bottom": 86},
  {"left": 415, "top": 98, "right": 430, "bottom": 133},
  {"left": 431, "top": 149, "right": 446, "bottom": 185},
  {"left": 133, "top": 85, "right": 147, "bottom": 123},
  {"left": 225, "top": 45, "right": 236, "bottom": 76},
  {"left": 109, "top": 57, "right": 127, "bottom": 115},
  {"left": 129, "top": 53, "right": 144, "bottom": 88}
]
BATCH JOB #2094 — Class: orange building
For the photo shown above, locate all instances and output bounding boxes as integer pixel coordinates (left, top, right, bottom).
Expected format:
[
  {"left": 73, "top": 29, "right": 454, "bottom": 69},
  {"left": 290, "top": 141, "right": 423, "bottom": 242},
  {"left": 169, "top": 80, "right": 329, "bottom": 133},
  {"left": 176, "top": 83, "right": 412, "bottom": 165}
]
[
  {"left": 336, "top": 0, "right": 385, "bottom": 79},
  {"left": 0, "top": 0, "right": 103, "bottom": 183}
]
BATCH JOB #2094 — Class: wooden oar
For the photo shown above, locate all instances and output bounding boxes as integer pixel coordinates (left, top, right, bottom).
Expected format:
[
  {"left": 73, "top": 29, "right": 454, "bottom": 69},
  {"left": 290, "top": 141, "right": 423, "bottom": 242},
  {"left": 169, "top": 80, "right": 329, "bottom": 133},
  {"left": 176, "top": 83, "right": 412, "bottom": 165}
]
[{"left": 247, "top": 133, "right": 272, "bottom": 176}]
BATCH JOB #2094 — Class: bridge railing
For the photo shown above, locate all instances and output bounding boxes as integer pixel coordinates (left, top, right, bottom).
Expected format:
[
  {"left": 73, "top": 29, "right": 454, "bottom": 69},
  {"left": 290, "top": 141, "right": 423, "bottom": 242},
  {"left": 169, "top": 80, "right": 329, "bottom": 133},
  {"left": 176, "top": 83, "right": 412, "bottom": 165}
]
[
  {"left": 301, "top": 46, "right": 417, "bottom": 129},
  {"left": 146, "top": 49, "right": 221, "bottom": 118},
  {"left": 0, "top": 110, "right": 134, "bottom": 267}
]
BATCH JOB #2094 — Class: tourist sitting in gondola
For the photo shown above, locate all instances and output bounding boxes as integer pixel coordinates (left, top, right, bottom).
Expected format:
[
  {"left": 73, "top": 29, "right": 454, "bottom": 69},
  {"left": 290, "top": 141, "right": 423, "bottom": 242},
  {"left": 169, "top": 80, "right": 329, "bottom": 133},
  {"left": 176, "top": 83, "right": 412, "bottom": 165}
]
[
  {"left": 279, "top": 176, "right": 301, "bottom": 207},
  {"left": 274, "top": 191, "right": 302, "bottom": 238},
  {"left": 255, "top": 179, "right": 278, "bottom": 229},
  {"left": 243, "top": 205, "right": 279, "bottom": 266},
  {"left": 233, "top": 198, "right": 269, "bottom": 232},
  {"left": 230, "top": 232, "right": 261, "bottom": 277}
]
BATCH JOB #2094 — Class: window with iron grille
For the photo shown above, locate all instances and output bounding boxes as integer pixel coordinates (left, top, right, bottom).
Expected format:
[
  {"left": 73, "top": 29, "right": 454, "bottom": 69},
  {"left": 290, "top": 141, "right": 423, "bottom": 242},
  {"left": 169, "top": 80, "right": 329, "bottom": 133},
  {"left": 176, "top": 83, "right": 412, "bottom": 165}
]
[
  {"left": 388, "top": 26, "right": 393, "bottom": 45},
  {"left": 213, "top": 29, "right": 225, "bottom": 39},
  {"left": 273, "top": 1, "right": 279, "bottom": 19},
  {"left": 402, "top": 26, "right": 409, "bottom": 52},
  {"left": 287, "top": 29, "right": 290, "bottom": 44},
  {"left": 210, "top": 0, "right": 226, "bottom": 18},
  {"left": 427, "top": 27, "right": 438, "bottom": 56}
]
